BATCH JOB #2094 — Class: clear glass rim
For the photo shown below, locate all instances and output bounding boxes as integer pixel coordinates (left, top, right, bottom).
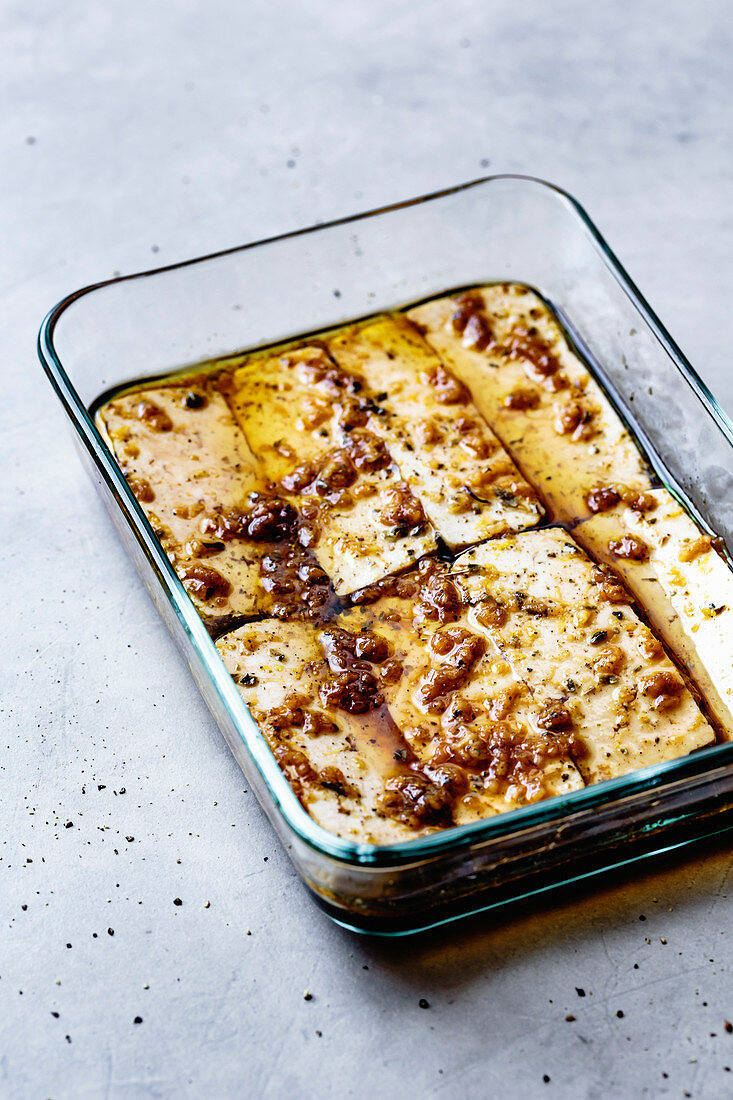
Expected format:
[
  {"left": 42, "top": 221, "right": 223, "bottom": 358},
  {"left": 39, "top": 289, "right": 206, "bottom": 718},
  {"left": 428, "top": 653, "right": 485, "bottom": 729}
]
[{"left": 37, "top": 173, "right": 733, "bottom": 869}]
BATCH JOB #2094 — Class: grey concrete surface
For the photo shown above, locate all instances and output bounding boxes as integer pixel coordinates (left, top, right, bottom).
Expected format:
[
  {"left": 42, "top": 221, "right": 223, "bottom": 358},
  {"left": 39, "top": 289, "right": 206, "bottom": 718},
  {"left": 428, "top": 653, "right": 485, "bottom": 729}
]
[{"left": 3, "top": 1, "right": 733, "bottom": 1096}]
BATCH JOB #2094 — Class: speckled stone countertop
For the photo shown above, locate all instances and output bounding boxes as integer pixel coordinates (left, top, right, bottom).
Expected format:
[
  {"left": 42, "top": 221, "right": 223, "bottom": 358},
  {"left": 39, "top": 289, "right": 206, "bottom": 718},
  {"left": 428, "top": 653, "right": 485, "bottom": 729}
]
[{"left": 3, "top": 1, "right": 733, "bottom": 1096}]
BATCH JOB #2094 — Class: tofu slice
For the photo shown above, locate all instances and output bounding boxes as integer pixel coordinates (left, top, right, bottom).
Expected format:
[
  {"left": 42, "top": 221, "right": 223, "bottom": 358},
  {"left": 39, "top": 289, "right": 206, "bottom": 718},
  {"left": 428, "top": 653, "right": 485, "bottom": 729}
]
[
  {"left": 99, "top": 384, "right": 267, "bottom": 630},
  {"left": 408, "top": 285, "right": 652, "bottom": 523},
  {"left": 326, "top": 315, "right": 543, "bottom": 548},
  {"left": 337, "top": 589, "right": 584, "bottom": 825},
  {"left": 216, "top": 619, "right": 433, "bottom": 844},
  {"left": 228, "top": 344, "right": 435, "bottom": 594},
  {"left": 228, "top": 344, "right": 343, "bottom": 484},
  {"left": 452, "top": 528, "right": 716, "bottom": 783},
  {"left": 575, "top": 488, "right": 733, "bottom": 733}
]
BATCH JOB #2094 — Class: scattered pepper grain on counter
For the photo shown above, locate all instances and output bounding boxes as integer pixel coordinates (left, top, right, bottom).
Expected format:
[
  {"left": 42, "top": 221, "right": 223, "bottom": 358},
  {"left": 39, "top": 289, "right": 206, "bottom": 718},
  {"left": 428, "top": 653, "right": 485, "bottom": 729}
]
[{"left": 96, "top": 282, "right": 733, "bottom": 843}]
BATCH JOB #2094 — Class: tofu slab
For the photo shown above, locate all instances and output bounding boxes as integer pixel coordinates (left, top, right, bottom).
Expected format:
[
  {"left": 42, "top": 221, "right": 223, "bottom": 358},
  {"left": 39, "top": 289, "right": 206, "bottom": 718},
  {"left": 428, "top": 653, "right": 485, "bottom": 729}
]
[
  {"left": 99, "top": 384, "right": 266, "bottom": 630},
  {"left": 216, "top": 620, "right": 436, "bottom": 844},
  {"left": 326, "top": 315, "right": 543, "bottom": 548},
  {"left": 452, "top": 528, "right": 715, "bottom": 783},
  {"left": 337, "top": 595, "right": 584, "bottom": 825},
  {"left": 408, "top": 285, "right": 652, "bottom": 523},
  {"left": 576, "top": 488, "right": 733, "bottom": 732},
  {"left": 229, "top": 344, "right": 435, "bottom": 593}
]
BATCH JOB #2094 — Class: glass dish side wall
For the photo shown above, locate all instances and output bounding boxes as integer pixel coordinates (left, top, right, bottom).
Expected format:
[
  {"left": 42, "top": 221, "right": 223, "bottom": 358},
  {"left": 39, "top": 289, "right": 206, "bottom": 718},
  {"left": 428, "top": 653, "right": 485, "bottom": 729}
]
[
  {"left": 39, "top": 177, "right": 733, "bottom": 934},
  {"left": 302, "top": 761, "right": 733, "bottom": 934}
]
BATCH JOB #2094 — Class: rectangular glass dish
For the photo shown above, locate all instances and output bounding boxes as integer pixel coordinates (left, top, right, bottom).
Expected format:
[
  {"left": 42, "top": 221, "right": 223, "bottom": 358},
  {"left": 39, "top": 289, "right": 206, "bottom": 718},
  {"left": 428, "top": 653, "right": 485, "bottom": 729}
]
[{"left": 38, "top": 176, "right": 733, "bottom": 935}]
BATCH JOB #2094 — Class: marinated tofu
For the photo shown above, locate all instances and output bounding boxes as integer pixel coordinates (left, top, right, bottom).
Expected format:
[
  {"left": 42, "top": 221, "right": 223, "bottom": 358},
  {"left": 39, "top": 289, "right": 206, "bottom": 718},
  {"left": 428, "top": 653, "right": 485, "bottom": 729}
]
[
  {"left": 408, "top": 284, "right": 652, "bottom": 523},
  {"left": 99, "top": 382, "right": 338, "bottom": 631},
  {"left": 326, "top": 315, "right": 543, "bottom": 548},
  {"left": 453, "top": 528, "right": 715, "bottom": 782},
  {"left": 576, "top": 488, "right": 733, "bottom": 730},
  {"left": 336, "top": 589, "right": 584, "bottom": 828},
  {"left": 217, "top": 620, "right": 424, "bottom": 843},
  {"left": 100, "top": 384, "right": 270, "bottom": 630},
  {"left": 98, "top": 283, "right": 732, "bottom": 843},
  {"left": 228, "top": 344, "right": 436, "bottom": 594}
]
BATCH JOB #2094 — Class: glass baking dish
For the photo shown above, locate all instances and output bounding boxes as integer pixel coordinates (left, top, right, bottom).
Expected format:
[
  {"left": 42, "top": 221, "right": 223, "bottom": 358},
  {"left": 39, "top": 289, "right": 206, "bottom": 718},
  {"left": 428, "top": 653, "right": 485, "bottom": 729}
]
[{"left": 38, "top": 175, "right": 733, "bottom": 935}]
